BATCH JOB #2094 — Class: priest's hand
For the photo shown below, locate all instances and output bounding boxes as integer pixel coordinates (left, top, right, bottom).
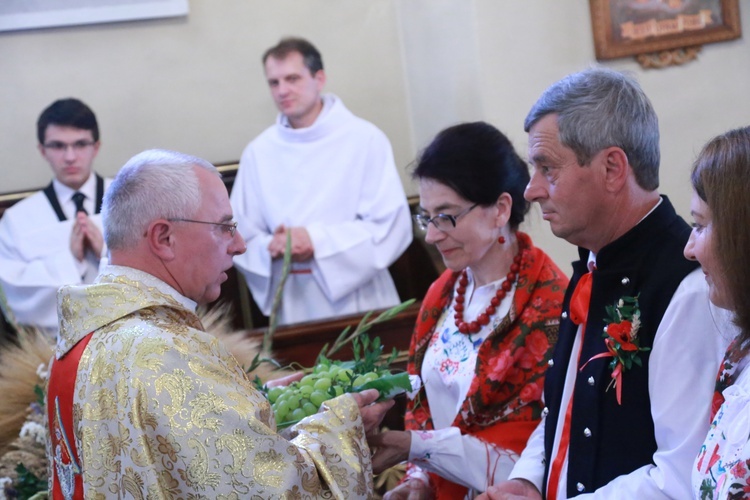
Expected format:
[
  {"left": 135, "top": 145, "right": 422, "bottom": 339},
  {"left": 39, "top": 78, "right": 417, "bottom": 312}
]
[
  {"left": 383, "top": 479, "right": 433, "bottom": 500},
  {"left": 289, "top": 227, "right": 314, "bottom": 261},
  {"left": 351, "top": 389, "right": 394, "bottom": 436},
  {"left": 368, "top": 430, "right": 410, "bottom": 474},
  {"left": 475, "top": 479, "right": 542, "bottom": 500},
  {"left": 268, "top": 225, "right": 314, "bottom": 261},
  {"left": 268, "top": 225, "right": 287, "bottom": 259}
]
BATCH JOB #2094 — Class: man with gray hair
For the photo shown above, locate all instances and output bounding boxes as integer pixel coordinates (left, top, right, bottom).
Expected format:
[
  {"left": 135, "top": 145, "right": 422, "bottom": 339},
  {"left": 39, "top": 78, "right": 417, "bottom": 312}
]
[
  {"left": 479, "top": 68, "right": 727, "bottom": 498},
  {"left": 46, "top": 149, "right": 392, "bottom": 499}
]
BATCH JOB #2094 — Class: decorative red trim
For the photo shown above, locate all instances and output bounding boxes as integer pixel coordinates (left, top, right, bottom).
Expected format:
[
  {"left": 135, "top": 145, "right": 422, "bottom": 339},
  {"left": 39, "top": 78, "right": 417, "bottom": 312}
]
[{"left": 48, "top": 332, "right": 94, "bottom": 500}]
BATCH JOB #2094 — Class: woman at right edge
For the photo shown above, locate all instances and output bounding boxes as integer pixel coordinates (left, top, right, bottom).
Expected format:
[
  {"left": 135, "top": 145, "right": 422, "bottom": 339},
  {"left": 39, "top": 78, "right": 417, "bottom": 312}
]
[
  {"left": 371, "top": 122, "right": 568, "bottom": 499},
  {"left": 686, "top": 126, "right": 750, "bottom": 499}
]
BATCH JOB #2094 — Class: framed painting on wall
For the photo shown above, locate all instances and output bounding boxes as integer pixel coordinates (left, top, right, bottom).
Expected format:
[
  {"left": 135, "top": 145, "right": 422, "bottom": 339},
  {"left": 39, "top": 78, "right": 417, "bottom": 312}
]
[
  {"left": 590, "top": 0, "right": 742, "bottom": 60},
  {"left": 0, "top": 0, "right": 188, "bottom": 33}
]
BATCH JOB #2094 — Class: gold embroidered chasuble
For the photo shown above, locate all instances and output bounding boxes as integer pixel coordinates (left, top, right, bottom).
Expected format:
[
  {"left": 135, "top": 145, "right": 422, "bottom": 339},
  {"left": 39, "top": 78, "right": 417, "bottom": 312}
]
[{"left": 51, "top": 265, "right": 374, "bottom": 499}]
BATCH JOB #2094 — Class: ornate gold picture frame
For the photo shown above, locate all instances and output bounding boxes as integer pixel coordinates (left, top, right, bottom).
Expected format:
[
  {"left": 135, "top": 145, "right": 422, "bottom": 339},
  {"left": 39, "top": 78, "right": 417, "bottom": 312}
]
[{"left": 590, "top": 0, "right": 741, "bottom": 61}]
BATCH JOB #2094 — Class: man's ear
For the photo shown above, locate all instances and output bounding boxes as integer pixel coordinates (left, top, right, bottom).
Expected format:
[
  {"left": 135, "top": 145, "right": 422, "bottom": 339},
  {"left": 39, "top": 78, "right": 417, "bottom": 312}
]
[
  {"left": 314, "top": 69, "right": 327, "bottom": 90},
  {"left": 147, "top": 220, "right": 176, "bottom": 261},
  {"left": 90, "top": 140, "right": 101, "bottom": 159},
  {"left": 602, "top": 147, "right": 629, "bottom": 193}
]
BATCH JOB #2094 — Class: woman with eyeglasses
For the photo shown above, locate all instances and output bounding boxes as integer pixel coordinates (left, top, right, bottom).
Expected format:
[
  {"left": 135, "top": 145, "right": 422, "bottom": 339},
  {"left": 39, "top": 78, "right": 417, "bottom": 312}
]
[
  {"left": 687, "top": 126, "right": 750, "bottom": 499},
  {"left": 370, "top": 122, "right": 568, "bottom": 499}
]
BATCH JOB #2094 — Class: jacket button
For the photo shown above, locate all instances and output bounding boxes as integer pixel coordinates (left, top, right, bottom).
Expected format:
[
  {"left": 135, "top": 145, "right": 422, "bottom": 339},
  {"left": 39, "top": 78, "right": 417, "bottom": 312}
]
[
  {"left": 621, "top": 277, "right": 630, "bottom": 285},
  {"left": 577, "top": 482, "right": 585, "bottom": 492},
  {"left": 583, "top": 427, "right": 592, "bottom": 437},
  {"left": 588, "top": 376, "right": 595, "bottom": 386},
  {"left": 562, "top": 311, "right": 568, "bottom": 319},
  {"left": 542, "top": 407, "right": 549, "bottom": 417},
  {"left": 548, "top": 359, "right": 554, "bottom": 367}
]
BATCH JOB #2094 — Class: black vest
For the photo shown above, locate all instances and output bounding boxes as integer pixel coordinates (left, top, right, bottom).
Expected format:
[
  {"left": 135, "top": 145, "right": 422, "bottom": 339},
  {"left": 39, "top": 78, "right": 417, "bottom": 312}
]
[
  {"left": 42, "top": 174, "right": 105, "bottom": 222},
  {"left": 543, "top": 196, "right": 698, "bottom": 497}
]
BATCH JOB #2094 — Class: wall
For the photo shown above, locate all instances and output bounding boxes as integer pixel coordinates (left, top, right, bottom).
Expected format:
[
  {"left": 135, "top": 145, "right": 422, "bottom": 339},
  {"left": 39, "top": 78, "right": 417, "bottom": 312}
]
[
  {"left": 396, "top": 0, "right": 749, "bottom": 268},
  {"left": 474, "top": 1, "right": 750, "bottom": 267},
  {"left": 2, "top": 0, "right": 748, "bottom": 271},
  {"left": 0, "top": 1, "right": 413, "bottom": 190}
]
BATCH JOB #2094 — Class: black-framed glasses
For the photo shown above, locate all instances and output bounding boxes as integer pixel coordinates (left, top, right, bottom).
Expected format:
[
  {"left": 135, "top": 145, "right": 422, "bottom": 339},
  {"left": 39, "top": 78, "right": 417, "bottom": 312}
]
[
  {"left": 168, "top": 218, "right": 238, "bottom": 237},
  {"left": 42, "top": 140, "right": 96, "bottom": 153},
  {"left": 413, "top": 204, "right": 478, "bottom": 232}
]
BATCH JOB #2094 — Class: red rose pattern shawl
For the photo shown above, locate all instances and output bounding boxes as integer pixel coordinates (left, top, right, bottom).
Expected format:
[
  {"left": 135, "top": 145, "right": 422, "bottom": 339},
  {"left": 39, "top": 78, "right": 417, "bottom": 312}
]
[{"left": 405, "top": 232, "right": 568, "bottom": 498}]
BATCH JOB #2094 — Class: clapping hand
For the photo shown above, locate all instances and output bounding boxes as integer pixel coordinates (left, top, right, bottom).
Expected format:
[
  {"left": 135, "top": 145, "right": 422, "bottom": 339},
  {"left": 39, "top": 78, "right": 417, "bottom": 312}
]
[{"left": 70, "top": 212, "right": 104, "bottom": 261}]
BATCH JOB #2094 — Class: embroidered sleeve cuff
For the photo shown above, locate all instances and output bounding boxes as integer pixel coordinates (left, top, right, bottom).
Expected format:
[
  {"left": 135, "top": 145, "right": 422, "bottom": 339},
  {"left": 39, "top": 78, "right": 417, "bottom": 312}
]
[{"left": 408, "top": 427, "right": 464, "bottom": 462}]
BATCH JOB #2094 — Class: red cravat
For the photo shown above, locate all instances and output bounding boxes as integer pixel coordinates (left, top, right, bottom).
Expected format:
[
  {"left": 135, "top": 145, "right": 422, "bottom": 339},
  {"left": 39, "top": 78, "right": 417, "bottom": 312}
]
[{"left": 547, "top": 271, "right": 592, "bottom": 500}]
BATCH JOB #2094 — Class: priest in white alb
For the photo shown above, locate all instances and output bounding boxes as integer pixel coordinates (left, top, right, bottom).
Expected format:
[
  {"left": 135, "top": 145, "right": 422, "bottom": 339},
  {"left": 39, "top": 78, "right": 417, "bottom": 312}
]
[{"left": 231, "top": 37, "right": 412, "bottom": 325}]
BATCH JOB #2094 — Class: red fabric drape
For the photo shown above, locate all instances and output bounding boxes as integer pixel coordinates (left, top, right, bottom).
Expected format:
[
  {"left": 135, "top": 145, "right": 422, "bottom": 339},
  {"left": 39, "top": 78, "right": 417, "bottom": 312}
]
[{"left": 48, "top": 332, "right": 94, "bottom": 500}]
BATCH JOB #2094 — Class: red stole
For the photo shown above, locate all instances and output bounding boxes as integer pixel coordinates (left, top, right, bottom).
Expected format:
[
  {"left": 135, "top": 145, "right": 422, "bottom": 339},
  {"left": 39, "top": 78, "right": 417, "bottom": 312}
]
[{"left": 47, "top": 332, "right": 94, "bottom": 500}]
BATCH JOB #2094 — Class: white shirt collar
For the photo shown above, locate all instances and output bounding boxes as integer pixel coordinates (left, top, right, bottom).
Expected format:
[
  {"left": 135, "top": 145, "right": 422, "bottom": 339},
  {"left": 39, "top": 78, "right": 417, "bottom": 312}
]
[
  {"left": 53, "top": 172, "right": 96, "bottom": 217},
  {"left": 278, "top": 93, "right": 335, "bottom": 129}
]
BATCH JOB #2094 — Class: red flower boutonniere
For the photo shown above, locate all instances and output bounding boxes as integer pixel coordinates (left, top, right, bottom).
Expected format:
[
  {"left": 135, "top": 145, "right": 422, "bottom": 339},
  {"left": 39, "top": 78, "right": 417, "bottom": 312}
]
[{"left": 582, "top": 295, "right": 650, "bottom": 405}]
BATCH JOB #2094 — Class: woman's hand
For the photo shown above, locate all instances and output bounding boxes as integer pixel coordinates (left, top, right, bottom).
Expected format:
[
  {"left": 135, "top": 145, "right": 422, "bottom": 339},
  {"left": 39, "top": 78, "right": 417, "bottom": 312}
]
[
  {"left": 475, "top": 479, "right": 542, "bottom": 500},
  {"left": 383, "top": 478, "right": 433, "bottom": 500},
  {"left": 369, "top": 430, "right": 411, "bottom": 474}
]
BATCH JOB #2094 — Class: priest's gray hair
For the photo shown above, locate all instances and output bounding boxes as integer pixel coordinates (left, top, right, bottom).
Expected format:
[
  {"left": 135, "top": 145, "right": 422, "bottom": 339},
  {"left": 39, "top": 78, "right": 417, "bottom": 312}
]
[
  {"left": 524, "top": 67, "right": 660, "bottom": 191},
  {"left": 103, "top": 149, "right": 220, "bottom": 250}
]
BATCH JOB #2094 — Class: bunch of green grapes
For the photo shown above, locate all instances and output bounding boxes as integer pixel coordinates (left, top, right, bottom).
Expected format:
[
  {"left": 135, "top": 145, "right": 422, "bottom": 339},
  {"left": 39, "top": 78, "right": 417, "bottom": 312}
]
[{"left": 266, "top": 362, "right": 389, "bottom": 427}]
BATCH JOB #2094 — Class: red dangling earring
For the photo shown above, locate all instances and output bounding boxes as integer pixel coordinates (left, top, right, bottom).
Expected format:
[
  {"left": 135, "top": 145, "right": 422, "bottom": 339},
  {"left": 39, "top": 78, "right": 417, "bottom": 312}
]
[{"left": 498, "top": 235, "right": 506, "bottom": 245}]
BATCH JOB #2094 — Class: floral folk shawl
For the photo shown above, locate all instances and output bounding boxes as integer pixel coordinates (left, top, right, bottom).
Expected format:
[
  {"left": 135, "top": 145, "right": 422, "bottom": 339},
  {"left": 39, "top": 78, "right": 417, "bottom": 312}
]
[{"left": 404, "top": 232, "right": 567, "bottom": 497}]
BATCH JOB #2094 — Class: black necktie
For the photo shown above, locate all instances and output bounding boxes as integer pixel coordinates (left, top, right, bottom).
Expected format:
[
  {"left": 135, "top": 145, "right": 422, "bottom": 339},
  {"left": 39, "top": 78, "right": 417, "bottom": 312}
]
[{"left": 72, "top": 192, "right": 87, "bottom": 215}]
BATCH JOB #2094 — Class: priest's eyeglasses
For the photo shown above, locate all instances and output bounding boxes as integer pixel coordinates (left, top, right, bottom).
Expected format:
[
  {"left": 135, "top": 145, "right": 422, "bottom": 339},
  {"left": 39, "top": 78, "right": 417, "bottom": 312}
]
[
  {"left": 168, "top": 218, "right": 238, "bottom": 237},
  {"left": 42, "top": 140, "right": 96, "bottom": 153},
  {"left": 413, "top": 204, "right": 478, "bottom": 232}
]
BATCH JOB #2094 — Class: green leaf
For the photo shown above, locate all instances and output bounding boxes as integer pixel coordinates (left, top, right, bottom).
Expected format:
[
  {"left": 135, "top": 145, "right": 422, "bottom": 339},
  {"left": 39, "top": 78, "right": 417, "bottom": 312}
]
[
  {"left": 252, "top": 375, "right": 265, "bottom": 391},
  {"left": 245, "top": 352, "right": 281, "bottom": 374},
  {"left": 355, "top": 372, "right": 412, "bottom": 400},
  {"left": 321, "top": 299, "right": 416, "bottom": 358},
  {"left": 266, "top": 232, "right": 293, "bottom": 351},
  {"left": 605, "top": 304, "right": 617, "bottom": 321},
  {"left": 34, "top": 384, "right": 45, "bottom": 407},
  {"left": 386, "top": 347, "right": 398, "bottom": 366},
  {"left": 275, "top": 373, "right": 414, "bottom": 429},
  {"left": 14, "top": 463, "right": 47, "bottom": 499}
]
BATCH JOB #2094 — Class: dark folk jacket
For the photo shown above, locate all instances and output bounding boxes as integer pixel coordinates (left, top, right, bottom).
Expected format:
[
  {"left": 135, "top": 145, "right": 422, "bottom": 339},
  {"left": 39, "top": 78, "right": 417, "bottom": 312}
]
[{"left": 542, "top": 196, "right": 699, "bottom": 497}]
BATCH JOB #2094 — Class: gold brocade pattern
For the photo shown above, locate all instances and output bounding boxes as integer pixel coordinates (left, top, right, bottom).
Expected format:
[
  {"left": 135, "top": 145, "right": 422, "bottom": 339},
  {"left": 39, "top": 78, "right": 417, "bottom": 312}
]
[{"left": 53, "top": 265, "right": 374, "bottom": 498}]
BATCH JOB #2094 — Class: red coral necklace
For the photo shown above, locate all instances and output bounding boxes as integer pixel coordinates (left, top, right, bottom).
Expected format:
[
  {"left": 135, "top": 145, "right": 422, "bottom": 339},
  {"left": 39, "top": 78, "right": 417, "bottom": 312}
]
[{"left": 453, "top": 244, "right": 523, "bottom": 335}]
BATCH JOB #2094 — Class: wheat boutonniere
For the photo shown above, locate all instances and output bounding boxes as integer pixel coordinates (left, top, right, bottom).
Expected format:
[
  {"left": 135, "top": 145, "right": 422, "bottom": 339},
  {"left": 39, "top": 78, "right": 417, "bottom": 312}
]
[{"left": 581, "top": 295, "right": 650, "bottom": 404}]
